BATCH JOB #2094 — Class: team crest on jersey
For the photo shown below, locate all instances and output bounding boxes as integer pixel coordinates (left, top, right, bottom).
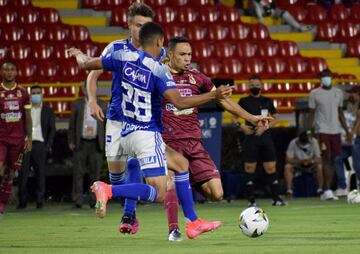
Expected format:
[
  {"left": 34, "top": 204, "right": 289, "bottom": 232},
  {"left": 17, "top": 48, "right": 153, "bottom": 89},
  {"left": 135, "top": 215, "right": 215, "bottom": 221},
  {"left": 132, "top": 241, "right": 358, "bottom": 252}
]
[
  {"left": 189, "top": 74, "right": 196, "bottom": 84},
  {"left": 123, "top": 62, "right": 151, "bottom": 89},
  {"left": 17, "top": 90, "right": 22, "bottom": 97}
]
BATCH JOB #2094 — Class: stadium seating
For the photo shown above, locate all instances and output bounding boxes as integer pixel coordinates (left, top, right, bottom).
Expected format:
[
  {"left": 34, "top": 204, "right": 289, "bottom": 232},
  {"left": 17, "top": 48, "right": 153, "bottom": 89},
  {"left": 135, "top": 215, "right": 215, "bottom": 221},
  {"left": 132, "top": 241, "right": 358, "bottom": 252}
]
[
  {"left": 229, "top": 23, "right": 250, "bottom": 40},
  {"left": 306, "top": 57, "right": 328, "bottom": 77},
  {"left": 222, "top": 58, "right": 243, "bottom": 79},
  {"left": 257, "top": 40, "right": 280, "bottom": 58},
  {"left": 40, "top": 8, "right": 61, "bottom": 24},
  {"left": 58, "top": 59, "right": 86, "bottom": 82},
  {"left": 249, "top": 24, "right": 270, "bottom": 40},
  {"left": 36, "top": 60, "right": 59, "bottom": 83},
  {"left": 53, "top": 42, "right": 75, "bottom": 59},
  {"left": 16, "top": 60, "right": 37, "bottom": 83},
  {"left": 177, "top": 6, "right": 199, "bottom": 24},
  {"left": 243, "top": 58, "right": 264, "bottom": 77},
  {"left": 111, "top": 7, "right": 128, "bottom": 27},
  {"left": 32, "top": 43, "right": 53, "bottom": 60},
  {"left": 336, "top": 21, "right": 359, "bottom": 42},
  {"left": 191, "top": 41, "right": 214, "bottom": 61},
  {"left": 145, "top": 0, "right": 168, "bottom": 7},
  {"left": 236, "top": 41, "right": 258, "bottom": 58},
  {"left": 155, "top": 6, "right": 177, "bottom": 24},
  {"left": 208, "top": 24, "right": 229, "bottom": 41},
  {"left": 328, "top": 3, "right": 350, "bottom": 21},
  {"left": 316, "top": 22, "right": 338, "bottom": 41},
  {"left": 219, "top": 6, "right": 241, "bottom": 23},
  {"left": 346, "top": 39, "right": 360, "bottom": 57},
  {"left": 78, "top": 42, "right": 100, "bottom": 57},
  {"left": 47, "top": 24, "right": 70, "bottom": 42},
  {"left": 168, "top": 0, "right": 190, "bottom": 7},
  {"left": 351, "top": 4, "right": 360, "bottom": 22},
  {"left": 1, "top": 25, "right": 24, "bottom": 42},
  {"left": 18, "top": 8, "right": 40, "bottom": 24},
  {"left": 199, "top": 59, "right": 222, "bottom": 77},
  {"left": 214, "top": 41, "right": 236, "bottom": 58},
  {"left": 9, "top": 43, "right": 31, "bottom": 60},
  {"left": 187, "top": 25, "right": 207, "bottom": 41},
  {"left": 0, "top": 7, "right": 17, "bottom": 24},
  {"left": 263, "top": 57, "right": 287, "bottom": 79},
  {"left": 164, "top": 23, "right": 186, "bottom": 41},
  {"left": 284, "top": 57, "right": 308, "bottom": 78},
  {"left": 305, "top": 4, "right": 327, "bottom": 24},
  {"left": 13, "top": 0, "right": 32, "bottom": 7},
  {"left": 199, "top": 6, "right": 220, "bottom": 23},
  {"left": 279, "top": 41, "right": 300, "bottom": 57},
  {"left": 287, "top": 5, "right": 308, "bottom": 23},
  {"left": 24, "top": 25, "right": 47, "bottom": 42},
  {"left": 81, "top": 0, "right": 103, "bottom": 9},
  {"left": 69, "top": 25, "right": 91, "bottom": 42},
  {"left": 0, "top": 0, "right": 11, "bottom": 6}
]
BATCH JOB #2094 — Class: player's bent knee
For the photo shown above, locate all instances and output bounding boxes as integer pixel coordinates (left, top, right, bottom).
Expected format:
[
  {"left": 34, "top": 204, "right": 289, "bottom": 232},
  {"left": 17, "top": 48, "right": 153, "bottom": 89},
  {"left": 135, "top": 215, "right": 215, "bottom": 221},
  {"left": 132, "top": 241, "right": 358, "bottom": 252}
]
[{"left": 210, "top": 190, "right": 223, "bottom": 201}]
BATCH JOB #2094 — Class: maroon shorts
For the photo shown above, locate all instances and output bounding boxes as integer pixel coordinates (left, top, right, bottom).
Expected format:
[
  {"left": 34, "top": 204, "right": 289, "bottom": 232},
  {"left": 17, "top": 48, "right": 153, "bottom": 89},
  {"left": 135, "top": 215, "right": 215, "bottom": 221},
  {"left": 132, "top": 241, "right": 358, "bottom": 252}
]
[
  {"left": 318, "top": 133, "right": 341, "bottom": 158},
  {"left": 0, "top": 139, "right": 24, "bottom": 171},
  {"left": 165, "top": 139, "right": 220, "bottom": 187}
]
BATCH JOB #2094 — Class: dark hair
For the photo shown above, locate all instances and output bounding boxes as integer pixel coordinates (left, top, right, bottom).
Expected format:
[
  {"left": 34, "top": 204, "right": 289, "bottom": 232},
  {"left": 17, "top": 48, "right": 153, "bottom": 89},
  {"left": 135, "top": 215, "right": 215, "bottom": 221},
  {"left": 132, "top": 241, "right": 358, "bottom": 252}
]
[
  {"left": 168, "top": 36, "right": 190, "bottom": 51},
  {"left": 128, "top": 2, "right": 155, "bottom": 20},
  {"left": 139, "top": 22, "right": 164, "bottom": 47},
  {"left": 1, "top": 61, "right": 17, "bottom": 69},
  {"left": 249, "top": 74, "right": 261, "bottom": 81},
  {"left": 319, "top": 68, "right": 332, "bottom": 78},
  {"left": 30, "top": 85, "right": 42, "bottom": 91}
]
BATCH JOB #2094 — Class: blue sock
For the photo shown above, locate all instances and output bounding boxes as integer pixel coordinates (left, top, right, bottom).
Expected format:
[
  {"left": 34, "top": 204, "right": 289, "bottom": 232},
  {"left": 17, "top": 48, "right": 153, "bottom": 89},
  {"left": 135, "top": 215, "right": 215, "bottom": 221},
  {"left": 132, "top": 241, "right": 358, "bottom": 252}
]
[
  {"left": 174, "top": 171, "right": 198, "bottom": 222},
  {"left": 124, "top": 158, "right": 141, "bottom": 216},
  {"left": 109, "top": 172, "right": 127, "bottom": 185},
  {"left": 111, "top": 183, "right": 157, "bottom": 202}
]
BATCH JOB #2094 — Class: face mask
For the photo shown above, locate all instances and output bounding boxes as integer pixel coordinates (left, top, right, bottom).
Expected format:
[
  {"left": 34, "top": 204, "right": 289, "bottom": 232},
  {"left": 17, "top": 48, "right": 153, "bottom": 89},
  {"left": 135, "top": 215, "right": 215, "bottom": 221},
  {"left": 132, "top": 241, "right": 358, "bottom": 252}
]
[
  {"left": 321, "top": 77, "right": 332, "bottom": 87},
  {"left": 31, "top": 94, "right": 42, "bottom": 104},
  {"left": 250, "top": 87, "right": 261, "bottom": 96}
]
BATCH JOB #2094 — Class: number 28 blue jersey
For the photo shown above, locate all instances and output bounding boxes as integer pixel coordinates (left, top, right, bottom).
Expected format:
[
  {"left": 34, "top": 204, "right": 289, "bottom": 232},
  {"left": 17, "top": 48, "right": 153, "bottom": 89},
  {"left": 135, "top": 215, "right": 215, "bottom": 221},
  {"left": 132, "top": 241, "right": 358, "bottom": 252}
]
[
  {"left": 102, "top": 50, "right": 177, "bottom": 137},
  {"left": 101, "top": 38, "right": 166, "bottom": 121}
]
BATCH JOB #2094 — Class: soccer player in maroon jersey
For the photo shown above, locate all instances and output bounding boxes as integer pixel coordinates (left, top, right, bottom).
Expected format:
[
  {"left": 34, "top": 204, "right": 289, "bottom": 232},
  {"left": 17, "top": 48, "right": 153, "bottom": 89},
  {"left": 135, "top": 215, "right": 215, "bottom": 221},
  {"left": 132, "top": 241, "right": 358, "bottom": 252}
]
[
  {"left": 162, "top": 36, "right": 269, "bottom": 241},
  {"left": 0, "top": 61, "right": 32, "bottom": 220}
]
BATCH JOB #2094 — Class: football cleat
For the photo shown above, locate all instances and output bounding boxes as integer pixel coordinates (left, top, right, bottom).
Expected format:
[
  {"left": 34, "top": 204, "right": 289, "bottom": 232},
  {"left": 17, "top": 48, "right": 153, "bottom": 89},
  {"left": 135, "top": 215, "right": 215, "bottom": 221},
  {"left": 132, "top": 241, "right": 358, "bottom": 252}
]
[
  {"left": 90, "top": 181, "right": 112, "bottom": 218},
  {"left": 185, "top": 218, "right": 222, "bottom": 239}
]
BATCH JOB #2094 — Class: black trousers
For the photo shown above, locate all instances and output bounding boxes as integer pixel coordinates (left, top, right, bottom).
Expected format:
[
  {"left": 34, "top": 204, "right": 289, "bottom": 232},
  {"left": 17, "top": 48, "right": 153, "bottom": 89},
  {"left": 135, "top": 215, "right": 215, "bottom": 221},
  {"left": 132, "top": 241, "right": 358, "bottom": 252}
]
[
  {"left": 18, "top": 141, "right": 47, "bottom": 205},
  {"left": 72, "top": 139, "right": 103, "bottom": 206}
]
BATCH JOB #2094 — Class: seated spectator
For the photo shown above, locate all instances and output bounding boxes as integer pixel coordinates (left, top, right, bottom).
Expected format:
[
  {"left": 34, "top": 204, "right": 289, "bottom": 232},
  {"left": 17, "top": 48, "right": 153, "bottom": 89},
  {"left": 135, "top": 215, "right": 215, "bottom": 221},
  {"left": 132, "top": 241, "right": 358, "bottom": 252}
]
[
  {"left": 249, "top": 0, "right": 313, "bottom": 32},
  {"left": 284, "top": 130, "right": 323, "bottom": 196}
]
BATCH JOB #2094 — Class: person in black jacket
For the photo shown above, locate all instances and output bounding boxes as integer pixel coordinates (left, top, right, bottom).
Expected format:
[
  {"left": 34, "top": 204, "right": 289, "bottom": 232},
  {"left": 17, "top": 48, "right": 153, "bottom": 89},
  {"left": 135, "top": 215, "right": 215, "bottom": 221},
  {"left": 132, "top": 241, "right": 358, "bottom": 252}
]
[{"left": 17, "top": 85, "right": 56, "bottom": 209}]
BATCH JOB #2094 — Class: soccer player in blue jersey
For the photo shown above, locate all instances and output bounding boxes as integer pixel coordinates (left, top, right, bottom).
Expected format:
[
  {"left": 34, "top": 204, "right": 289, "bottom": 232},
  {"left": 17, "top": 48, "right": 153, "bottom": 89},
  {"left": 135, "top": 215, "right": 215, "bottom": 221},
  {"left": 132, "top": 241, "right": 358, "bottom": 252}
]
[
  {"left": 67, "top": 22, "right": 233, "bottom": 239},
  {"left": 86, "top": 3, "right": 165, "bottom": 234}
]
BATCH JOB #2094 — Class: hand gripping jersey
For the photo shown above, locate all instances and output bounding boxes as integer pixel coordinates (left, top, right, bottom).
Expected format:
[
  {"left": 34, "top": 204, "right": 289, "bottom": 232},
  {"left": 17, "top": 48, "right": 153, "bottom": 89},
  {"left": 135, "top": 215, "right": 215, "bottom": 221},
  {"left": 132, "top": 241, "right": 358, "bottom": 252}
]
[
  {"left": 102, "top": 50, "right": 177, "bottom": 137},
  {"left": 161, "top": 68, "right": 214, "bottom": 141},
  {"left": 101, "top": 39, "right": 166, "bottom": 121}
]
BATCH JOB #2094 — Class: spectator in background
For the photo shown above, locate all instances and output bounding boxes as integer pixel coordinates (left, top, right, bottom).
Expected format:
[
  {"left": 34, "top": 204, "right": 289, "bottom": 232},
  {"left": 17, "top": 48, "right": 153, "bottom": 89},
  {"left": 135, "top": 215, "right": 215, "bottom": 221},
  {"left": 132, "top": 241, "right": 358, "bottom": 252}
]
[
  {"left": 17, "top": 86, "right": 56, "bottom": 209},
  {"left": 284, "top": 130, "right": 323, "bottom": 196},
  {"left": 249, "top": 0, "right": 313, "bottom": 32},
  {"left": 0, "top": 61, "right": 32, "bottom": 220},
  {"left": 334, "top": 86, "right": 359, "bottom": 196},
  {"left": 350, "top": 86, "right": 360, "bottom": 190},
  {"left": 233, "top": 75, "right": 285, "bottom": 206},
  {"left": 308, "top": 68, "right": 350, "bottom": 200},
  {"left": 68, "top": 86, "right": 107, "bottom": 208}
]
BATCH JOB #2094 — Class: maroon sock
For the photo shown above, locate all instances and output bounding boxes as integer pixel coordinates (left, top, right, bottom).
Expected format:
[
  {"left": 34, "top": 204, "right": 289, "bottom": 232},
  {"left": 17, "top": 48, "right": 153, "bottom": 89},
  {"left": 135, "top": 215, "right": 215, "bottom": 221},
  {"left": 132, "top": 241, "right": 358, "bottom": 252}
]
[
  {"left": 0, "top": 179, "right": 13, "bottom": 213},
  {"left": 164, "top": 188, "right": 179, "bottom": 232}
]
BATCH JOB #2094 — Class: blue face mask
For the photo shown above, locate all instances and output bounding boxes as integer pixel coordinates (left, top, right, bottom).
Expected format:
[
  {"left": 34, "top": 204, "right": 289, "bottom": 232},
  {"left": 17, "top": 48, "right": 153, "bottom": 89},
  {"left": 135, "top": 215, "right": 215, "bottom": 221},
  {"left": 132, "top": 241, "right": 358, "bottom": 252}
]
[
  {"left": 321, "top": 77, "right": 332, "bottom": 87},
  {"left": 31, "top": 94, "right": 42, "bottom": 104}
]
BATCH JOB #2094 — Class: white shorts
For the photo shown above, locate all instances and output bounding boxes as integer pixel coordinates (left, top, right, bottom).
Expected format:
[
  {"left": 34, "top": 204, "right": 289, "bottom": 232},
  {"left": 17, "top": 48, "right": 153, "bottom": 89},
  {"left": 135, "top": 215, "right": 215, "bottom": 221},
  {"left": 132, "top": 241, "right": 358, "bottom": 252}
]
[
  {"left": 105, "top": 119, "right": 123, "bottom": 160},
  {"left": 121, "top": 131, "right": 168, "bottom": 177}
]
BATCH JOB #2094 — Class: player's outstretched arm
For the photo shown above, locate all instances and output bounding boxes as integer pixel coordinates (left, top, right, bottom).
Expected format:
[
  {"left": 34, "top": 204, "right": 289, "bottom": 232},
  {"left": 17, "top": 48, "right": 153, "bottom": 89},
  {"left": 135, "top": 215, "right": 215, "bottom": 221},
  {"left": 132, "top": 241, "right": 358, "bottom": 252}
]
[
  {"left": 163, "top": 85, "right": 233, "bottom": 110},
  {"left": 87, "top": 70, "right": 105, "bottom": 121},
  {"left": 67, "top": 48, "right": 103, "bottom": 70}
]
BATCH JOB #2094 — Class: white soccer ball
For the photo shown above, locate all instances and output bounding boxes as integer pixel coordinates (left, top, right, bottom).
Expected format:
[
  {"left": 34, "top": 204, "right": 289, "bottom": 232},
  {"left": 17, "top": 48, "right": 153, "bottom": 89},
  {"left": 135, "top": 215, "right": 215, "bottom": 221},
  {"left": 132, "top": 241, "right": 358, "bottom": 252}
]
[
  {"left": 347, "top": 189, "right": 360, "bottom": 204},
  {"left": 239, "top": 207, "right": 269, "bottom": 238}
]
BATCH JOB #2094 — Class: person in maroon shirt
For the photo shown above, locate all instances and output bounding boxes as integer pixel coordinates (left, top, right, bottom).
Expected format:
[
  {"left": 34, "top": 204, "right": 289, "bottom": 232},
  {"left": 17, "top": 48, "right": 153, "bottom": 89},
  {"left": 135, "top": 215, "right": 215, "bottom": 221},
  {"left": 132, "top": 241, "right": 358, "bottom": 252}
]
[
  {"left": 162, "top": 36, "right": 269, "bottom": 241},
  {"left": 0, "top": 61, "right": 32, "bottom": 220}
]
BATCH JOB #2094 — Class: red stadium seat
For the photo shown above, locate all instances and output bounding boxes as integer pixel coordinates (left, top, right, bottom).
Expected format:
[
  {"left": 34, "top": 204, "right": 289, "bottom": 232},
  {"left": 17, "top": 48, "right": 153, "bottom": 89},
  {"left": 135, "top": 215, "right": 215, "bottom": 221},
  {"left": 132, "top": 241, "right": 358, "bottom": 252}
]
[
  {"left": 145, "top": 0, "right": 168, "bottom": 7},
  {"left": 307, "top": 57, "right": 328, "bottom": 77},
  {"left": 284, "top": 57, "right": 308, "bottom": 78},
  {"left": 53, "top": 42, "right": 75, "bottom": 59},
  {"left": 18, "top": 8, "right": 40, "bottom": 24},
  {"left": 168, "top": 0, "right": 189, "bottom": 6},
  {"left": 111, "top": 7, "right": 128, "bottom": 27},
  {"left": 229, "top": 23, "right": 250, "bottom": 40},
  {"left": 243, "top": 58, "right": 264, "bottom": 77},
  {"left": 81, "top": 0, "right": 103, "bottom": 8},
  {"left": 219, "top": 6, "right": 241, "bottom": 23},
  {"left": 36, "top": 60, "right": 59, "bottom": 83},
  {"left": 236, "top": 41, "right": 258, "bottom": 58},
  {"left": 249, "top": 24, "right": 270, "bottom": 40},
  {"left": 40, "top": 8, "right": 61, "bottom": 24},
  {"left": 164, "top": 23, "right": 186, "bottom": 41},
  {"left": 100, "top": 0, "right": 129, "bottom": 9},
  {"left": 305, "top": 4, "right": 327, "bottom": 23},
  {"left": 199, "top": 59, "right": 222, "bottom": 78},
  {"left": 0, "top": 8, "right": 17, "bottom": 24},
  {"left": 47, "top": 25, "right": 70, "bottom": 42},
  {"left": 257, "top": 40, "right": 280, "bottom": 57},
  {"left": 346, "top": 39, "right": 360, "bottom": 57},
  {"left": 9, "top": 43, "right": 31, "bottom": 60},
  {"left": 287, "top": 5, "right": 308, "bottom": 23},
  {"left": 177, "top": 7, "right": 199, "bottom": 24},
  {"left": 155, "top": 7, "right": 177, "bottom": 24},
  {"left": 78, "top": 42, "right": 99, "bottom": 57},
  {"left": 279, "top": 41, "right": 300, "bottom": 57},
  {"left": 336, "top": 21, "right": 359, "bottom": 42},
  {"left": 191, "top": 41, "right": 215, "bottom": 61},
  {"left": 222, "top": 58, "right": 243, "bottom": 79},
  {"left": 350, "top": 4, "right": 360, "bottom": 22},
  {"left": 0, "top": 0, "right": 11, "bottom": 6},
  {"left": 199, "top": 6, "right": 220, "bottom": 23},
  {"left": 316, "top": 22, "right": 338, "bottom": 41},
  {"left": 58, "top": 59, "right": 86, "bottom": 82},
  {"left": 187, "top": 25, "right": 207, "bottom": 41},
  {"left": 16, "top": 60, "right": 37, "bottom": 83},
  {"left": 263, "top": 58, "right": 286, "bottom": 78},
  {"left": 32, "top": 43, "right": 53, "bottom": 60},
  {"left": 191, "top": 0, "right": 212, "bottom": 6},
  {"left": 13, "top": 0, "right": 32, "bottom": 7},
  {"left": 214, "top": 41, "right": 236, "bottom": 58},
  {"left": 208, "top": 24, "right": 229, "bottom": 41},
  {"left": 1, "top": 25, "right": 23, "bottom": 42},
  {"left": 24, "top": 25, "right": 47, "bottom": 42},
  {"left": 69, "top": 25, "right": 91, "bottom": 42},
  {"left": 276, "top": 0, "right": 300, "bottom": 9},
  {"left": 329, "top": 4, "right": 350, "bottom": 21}
]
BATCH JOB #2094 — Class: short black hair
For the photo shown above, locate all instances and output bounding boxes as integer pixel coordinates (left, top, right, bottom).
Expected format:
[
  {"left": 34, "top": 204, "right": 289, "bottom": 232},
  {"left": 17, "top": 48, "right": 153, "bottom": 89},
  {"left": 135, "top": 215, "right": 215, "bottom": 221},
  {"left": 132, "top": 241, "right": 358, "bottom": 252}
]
[
  {"left": 128, "top": 2, "right": 155, "bottom": 20},
  {"left": 1, "top": 61, "right": 17, "bottom": 69},
  {"left": 30, "top": 85, "right": 42, "bottom": 91},
  {"left": 319, "top": 68, "right": 332, "bottom": 78},
  {"left": 139, "top": 22, "right": 164, "bottom": 47},
  {"left": 249, "top": 74, "right": 261, "bottom": 81},
  {"left": 168, "top": 36, "right": 190, "bottom": 51}
]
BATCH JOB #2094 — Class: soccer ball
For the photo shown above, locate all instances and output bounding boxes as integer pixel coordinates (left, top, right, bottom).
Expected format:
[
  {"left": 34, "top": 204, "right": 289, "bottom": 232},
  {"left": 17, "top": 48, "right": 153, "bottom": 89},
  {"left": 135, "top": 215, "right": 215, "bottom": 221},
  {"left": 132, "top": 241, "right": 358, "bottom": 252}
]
[
  {"left": 347, "top": 189, "right": 360, "bottom": 204},
  {"left": 239, "top": 207, "right": 269, "bottom": 238}
]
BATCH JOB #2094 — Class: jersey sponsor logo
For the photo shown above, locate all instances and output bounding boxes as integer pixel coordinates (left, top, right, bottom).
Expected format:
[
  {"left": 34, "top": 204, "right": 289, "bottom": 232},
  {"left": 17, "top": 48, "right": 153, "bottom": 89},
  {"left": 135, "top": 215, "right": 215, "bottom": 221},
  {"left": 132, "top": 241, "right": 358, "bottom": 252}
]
[
  {"left": 165, "top": 103, "right": 194, "bottom": 115},
  {"left": 123, "top": 62, "right": 151, "bottom": 89},
  {"left": 139, "top": 156, "right": 157, "bottom": 167},
  {"left": 166, "top": 81, "right": 176, "bottom": 87},
  {"left": 5, "top": 101, "right": 19, "bottom": 110},
  {"left": 1, "top": 112, "right": 22, "bottom": 122},
  {"left": 179, "top": 88, "right": 192, "bottom": 97},
  {"left": 122, "top": 122, "right": 150, "bottom": 134}
]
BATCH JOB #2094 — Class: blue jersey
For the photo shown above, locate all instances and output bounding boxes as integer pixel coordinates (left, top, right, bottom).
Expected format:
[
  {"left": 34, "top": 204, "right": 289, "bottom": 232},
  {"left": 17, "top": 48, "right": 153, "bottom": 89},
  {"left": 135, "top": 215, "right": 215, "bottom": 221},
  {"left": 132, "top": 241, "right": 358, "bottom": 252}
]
[
  {"left": 102, "top": 50, "right": 177, "bottom": 136},
  {"left": 101, "top": 39, "right": 166, "bottom": 121}
]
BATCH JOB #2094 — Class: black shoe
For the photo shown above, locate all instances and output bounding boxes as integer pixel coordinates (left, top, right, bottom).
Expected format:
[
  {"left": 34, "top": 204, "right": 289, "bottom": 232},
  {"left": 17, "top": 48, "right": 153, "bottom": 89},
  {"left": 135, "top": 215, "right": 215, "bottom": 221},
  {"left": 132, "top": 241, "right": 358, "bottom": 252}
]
[
  {"left": 168, "top": 228, "right": 182, "bottom": 241},
  {"left": 36, "top": 203, "right": 43, "bottom": 209},
  {"left": 247, "top": 197, "right": 256, "bottom": 207},
  {"left": 16, "top": 203, "right": 27, "bottom": 209},
  {"left": 119, "top": 214, "right": 136, "bottom": 234},
  {"left": 73, "top": 204, "right": 82, "bottom": 209},
  {"left": 272, "top": 197, "right": 286, "bottom": 206}
]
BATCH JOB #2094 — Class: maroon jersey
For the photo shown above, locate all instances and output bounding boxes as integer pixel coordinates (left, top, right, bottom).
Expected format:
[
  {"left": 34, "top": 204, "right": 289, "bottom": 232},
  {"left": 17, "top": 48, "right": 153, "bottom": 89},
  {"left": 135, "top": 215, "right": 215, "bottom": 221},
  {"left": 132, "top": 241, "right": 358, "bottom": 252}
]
[
  {"left": 0, "top": 84, "right": 31, "bottom": 141},
  {"left": 162, "top": 68, "right": 214, "bottom": 141}
]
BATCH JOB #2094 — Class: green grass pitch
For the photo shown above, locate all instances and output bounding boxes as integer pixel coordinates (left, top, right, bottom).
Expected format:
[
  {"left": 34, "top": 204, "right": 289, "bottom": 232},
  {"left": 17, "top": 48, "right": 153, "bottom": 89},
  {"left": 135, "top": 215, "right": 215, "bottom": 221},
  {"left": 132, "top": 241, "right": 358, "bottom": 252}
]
[{"left": 0, "top": 198, "right": 359, "bottom": 254}]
